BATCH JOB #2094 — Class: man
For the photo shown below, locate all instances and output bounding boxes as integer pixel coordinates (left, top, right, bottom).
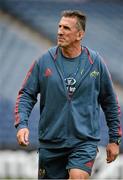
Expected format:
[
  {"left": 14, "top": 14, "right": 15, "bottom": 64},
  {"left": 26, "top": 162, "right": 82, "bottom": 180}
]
[{"left": 15, "top": 10, "right": 122, "bottom": 179}]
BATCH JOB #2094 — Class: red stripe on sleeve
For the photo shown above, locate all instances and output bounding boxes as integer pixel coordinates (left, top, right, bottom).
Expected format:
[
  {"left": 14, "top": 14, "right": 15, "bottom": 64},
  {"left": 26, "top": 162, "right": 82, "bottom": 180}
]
[{"left": 116, "top": 96, "right": 122, "bottom": 137}]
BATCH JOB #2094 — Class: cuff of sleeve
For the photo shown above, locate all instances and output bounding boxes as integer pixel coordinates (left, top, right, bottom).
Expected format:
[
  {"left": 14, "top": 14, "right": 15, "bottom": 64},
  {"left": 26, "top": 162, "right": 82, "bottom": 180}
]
[
  {"left": 16, "top": 124, "right": 28, "bottom": 131},
  {"left": 109, "top": 137, "right": 121, "bottom": 145}
]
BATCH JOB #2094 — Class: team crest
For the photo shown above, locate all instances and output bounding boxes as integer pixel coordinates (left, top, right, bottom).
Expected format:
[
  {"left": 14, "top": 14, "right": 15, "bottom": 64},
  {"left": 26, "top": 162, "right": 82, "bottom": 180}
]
[{"left": 90, "top": 70, "right": 99, "bottom": 78}]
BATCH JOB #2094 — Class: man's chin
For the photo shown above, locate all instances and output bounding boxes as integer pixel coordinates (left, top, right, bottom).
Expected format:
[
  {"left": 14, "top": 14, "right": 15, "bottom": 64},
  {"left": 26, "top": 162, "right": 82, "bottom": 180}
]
[{"left": 57, "top": 43, "right": 66, "bottom": 48}]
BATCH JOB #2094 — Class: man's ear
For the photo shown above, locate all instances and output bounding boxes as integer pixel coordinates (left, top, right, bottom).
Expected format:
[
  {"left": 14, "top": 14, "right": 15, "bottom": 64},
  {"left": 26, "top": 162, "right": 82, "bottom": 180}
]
[{"left": 77, "top": 30, "right": 85, "bottom": 41}]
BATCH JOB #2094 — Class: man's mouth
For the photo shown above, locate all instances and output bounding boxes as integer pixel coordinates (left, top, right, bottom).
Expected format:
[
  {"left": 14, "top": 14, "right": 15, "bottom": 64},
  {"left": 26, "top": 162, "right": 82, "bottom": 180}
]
[{"left": 57, "top": 36, "right": 65, "bottom": 41}]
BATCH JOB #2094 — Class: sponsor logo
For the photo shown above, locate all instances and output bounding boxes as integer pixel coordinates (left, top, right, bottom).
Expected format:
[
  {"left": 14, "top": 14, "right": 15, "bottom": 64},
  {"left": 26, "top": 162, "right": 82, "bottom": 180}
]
[{"left": 65, "top": 77, "right": 76, "bottom": 94}]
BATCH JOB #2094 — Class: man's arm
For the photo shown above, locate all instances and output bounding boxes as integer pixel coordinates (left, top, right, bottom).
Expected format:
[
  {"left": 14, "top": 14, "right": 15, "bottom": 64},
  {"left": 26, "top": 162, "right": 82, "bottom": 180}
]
[
  {"left": 99, "top": 57, "right": 122, "bottom": 163},
  {"left": 14, "top": 60, "right": 40, "bottom": 146}
]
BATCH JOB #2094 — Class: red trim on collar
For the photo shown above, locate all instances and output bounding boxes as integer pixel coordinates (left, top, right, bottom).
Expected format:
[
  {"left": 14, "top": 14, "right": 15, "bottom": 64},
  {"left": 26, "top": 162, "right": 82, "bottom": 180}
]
[
  {"left": 84, "top": 47, "right": 93, "bottom": 64},
  {"left": 54, "top": 46, "right": 94, "bottom": 64},
  {"left": 54, "top": 46, "right": 59, "bottom": 61}
]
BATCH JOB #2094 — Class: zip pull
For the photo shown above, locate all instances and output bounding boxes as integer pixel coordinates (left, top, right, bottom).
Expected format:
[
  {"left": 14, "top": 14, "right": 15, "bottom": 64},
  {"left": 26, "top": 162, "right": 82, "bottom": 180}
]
[{"left": 67, "top": 92, "right": 73, "bottom": 101}]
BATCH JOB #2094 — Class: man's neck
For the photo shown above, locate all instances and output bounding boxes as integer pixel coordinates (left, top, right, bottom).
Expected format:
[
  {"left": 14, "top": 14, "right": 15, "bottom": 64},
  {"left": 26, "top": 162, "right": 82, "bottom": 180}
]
[{"left": 61, "top": 45, "right": 82, "bottom": 58}]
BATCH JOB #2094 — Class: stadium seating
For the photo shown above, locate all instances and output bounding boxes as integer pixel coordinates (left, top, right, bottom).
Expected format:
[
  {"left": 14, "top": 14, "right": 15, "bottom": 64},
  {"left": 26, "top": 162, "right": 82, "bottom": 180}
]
[
  {"left": 0, "top": 0, "right": 123, "bottom": 85},
  {"left": 0, "top": 14, "right": 45, "bottom": 150}
]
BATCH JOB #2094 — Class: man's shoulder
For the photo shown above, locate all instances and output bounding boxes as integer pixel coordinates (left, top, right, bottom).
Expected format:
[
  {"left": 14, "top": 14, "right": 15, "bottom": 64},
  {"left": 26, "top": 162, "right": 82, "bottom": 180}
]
[
  {"left": 48, "top": 46, "right": 58, "bottom": 53},
  {"left": 84, "top": 46, "right": 104, "bottom": 65},
  {"left": 85, "top": 46, "right": 98, "bottom": 60},
  {"left": 37, "top": 46, "right": 57, "bottom": 62}
]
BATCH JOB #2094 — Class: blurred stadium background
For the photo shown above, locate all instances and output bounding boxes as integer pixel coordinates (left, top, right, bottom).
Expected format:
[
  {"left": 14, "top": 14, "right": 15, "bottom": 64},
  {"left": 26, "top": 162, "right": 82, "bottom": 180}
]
[{"left": 0, "top": 0, "right": 123, "bottom": 179}]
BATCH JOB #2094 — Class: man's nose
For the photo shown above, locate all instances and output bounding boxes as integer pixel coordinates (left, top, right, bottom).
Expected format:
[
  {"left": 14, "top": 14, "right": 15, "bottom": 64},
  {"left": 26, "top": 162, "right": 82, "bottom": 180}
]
[{"left": 58, "top": 27, "right": 63, "bottom": 35}]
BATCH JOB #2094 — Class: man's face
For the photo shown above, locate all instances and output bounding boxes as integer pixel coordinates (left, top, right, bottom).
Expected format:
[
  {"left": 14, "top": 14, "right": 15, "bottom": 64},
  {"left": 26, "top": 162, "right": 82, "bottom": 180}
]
[{"left": 57, "top": 16, "right": 84, "bottom": 48}]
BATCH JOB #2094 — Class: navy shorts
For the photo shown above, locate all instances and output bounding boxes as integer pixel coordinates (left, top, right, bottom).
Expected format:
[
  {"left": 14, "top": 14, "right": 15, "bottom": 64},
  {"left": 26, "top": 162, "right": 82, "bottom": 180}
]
[{"left": 38, "top": 141, "right": 98, "bottom": 179}]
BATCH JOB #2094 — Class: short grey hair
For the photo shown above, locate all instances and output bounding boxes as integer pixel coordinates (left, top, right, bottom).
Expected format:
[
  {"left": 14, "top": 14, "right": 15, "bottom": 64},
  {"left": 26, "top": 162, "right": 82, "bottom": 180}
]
[{"left": 61, "top": 10, "right": 86, "bottom": 31}]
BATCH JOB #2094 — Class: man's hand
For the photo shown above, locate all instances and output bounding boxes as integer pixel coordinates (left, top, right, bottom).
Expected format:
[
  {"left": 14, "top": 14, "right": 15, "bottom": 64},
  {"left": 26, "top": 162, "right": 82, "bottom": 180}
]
[
  {"left": 106, "top": 143, "right": 119, "bottom": 163},
  {"left": 17, "top": 128, "right": 29, "bottom": 146}
]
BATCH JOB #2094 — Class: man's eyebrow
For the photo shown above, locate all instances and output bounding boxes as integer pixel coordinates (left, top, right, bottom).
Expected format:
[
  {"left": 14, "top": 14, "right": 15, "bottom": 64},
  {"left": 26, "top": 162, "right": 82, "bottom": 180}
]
[
  {"left": 58, "top": 24, "right": 71, "bottom": 29},
  {"left": 64, "top": 25, "right": 71, "bottom": 29}
]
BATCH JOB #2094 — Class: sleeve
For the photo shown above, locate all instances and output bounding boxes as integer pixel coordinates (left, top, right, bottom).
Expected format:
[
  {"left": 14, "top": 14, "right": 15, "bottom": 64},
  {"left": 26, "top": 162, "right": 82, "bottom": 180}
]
[
  {"left": 14, "top": 60, "right": 40, "bottom": 129},
  {"left": 99, "top": 55, "right": 122, "bottom": 143}
]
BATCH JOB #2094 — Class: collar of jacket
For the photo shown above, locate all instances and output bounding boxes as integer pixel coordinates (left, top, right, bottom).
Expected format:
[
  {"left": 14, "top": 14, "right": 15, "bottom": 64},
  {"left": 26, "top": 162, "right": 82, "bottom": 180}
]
[{"left": 48, "top": 45, "right": 94, "bottom": 65}]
